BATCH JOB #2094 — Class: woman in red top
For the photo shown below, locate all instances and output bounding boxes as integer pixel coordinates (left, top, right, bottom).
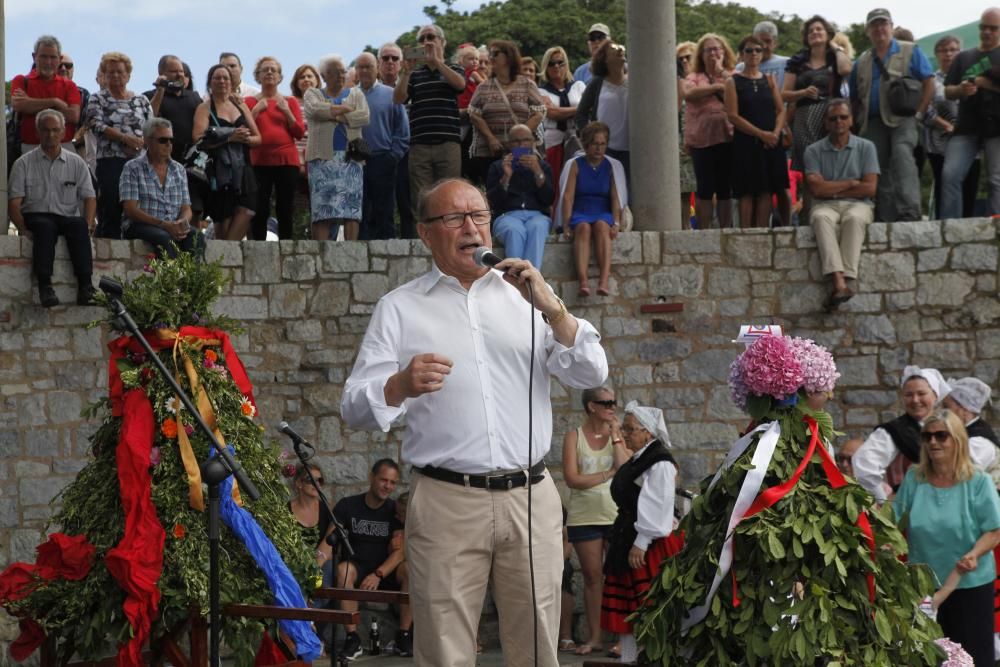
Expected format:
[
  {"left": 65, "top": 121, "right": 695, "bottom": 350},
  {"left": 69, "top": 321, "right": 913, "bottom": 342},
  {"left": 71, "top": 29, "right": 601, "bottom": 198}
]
[{"left": 246, "top": 56, "right": 305, "bottom": 240}]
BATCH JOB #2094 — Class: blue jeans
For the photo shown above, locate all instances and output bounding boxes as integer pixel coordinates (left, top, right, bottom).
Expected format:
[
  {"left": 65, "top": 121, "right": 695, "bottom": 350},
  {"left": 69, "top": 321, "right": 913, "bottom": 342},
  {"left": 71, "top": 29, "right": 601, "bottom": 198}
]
[
  {"left": 361, "top": 152, "right": 398, "bottom": 240},
  {"left": 492, "top": 210, "right": 551, "bottom": 268},
  {"left": 941, "top": 134, "right": 1000, "bottom": 218}
]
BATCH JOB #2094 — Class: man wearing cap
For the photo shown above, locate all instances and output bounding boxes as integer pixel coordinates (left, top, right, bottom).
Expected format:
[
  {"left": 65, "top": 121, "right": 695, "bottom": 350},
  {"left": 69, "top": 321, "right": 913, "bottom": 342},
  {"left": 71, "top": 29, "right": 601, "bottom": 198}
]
[
  {"left": 573, "top": 23, "right": 611, "bottom": 84},
  {"left": 944, "top": 377, "right": 999, "bottom": 450},
  {"left": 849, "top": 8, "right": 935, "bottom": 222}
]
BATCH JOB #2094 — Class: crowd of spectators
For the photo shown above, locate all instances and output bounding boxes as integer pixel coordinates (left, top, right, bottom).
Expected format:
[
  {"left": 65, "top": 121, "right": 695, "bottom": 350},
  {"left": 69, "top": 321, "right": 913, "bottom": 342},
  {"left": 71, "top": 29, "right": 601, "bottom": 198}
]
[{"left": 5, "top": 9, "right": 999, "bottom": 309}]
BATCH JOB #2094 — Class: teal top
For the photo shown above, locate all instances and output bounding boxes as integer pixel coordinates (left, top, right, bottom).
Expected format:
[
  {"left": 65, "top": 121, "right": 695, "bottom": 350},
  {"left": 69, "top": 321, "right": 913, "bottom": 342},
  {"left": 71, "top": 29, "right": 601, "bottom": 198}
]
[{"left": 894, "top": 469, "right": 1000, "bottom": 589}]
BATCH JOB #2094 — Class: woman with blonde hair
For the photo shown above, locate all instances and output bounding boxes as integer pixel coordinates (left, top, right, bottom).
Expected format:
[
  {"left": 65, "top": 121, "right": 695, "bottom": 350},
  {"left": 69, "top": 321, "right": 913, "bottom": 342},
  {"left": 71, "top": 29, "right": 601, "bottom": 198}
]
[
  {"left": 683, "top": 33, "right": 736, "bottom": 229},
  {"left": 87, "top": 51, "right": 153, "bottom": 239},
  {"left": 538, "top": 46, "right": 586, "bottom": 192},
  {"left": 894, "top": 410, "right": 1000, "bottom": 666}
]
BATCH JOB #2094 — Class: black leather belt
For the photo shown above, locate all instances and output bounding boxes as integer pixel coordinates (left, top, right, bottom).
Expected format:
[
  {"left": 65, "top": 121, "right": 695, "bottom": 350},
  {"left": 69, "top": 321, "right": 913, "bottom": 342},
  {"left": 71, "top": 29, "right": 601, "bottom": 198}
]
[{"left": 416, "top": 461, "right": 546, "bottom": 490}]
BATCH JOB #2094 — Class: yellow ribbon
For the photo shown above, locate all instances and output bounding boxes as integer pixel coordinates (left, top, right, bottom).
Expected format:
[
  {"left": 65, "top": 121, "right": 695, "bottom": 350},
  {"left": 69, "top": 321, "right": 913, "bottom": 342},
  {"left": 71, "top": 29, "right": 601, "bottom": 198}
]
[{"left": 156, "top": 329, "right": 242, "bottom": 511}]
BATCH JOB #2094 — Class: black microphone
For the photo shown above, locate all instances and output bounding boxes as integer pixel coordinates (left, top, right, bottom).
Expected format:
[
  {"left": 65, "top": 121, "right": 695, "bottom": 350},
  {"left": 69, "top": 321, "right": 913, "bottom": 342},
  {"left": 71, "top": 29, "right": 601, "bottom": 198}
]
[
  {"left": 278, "top": 421, "right": 314, "bottom": 459},
  {"left": 473, "top": 246, "right": 504, "bottom": 269}
]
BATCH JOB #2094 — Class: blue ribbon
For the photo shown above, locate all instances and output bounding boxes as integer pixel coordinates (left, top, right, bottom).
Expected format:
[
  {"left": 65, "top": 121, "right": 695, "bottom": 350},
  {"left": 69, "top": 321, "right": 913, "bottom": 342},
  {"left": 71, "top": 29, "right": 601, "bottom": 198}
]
[{"left": 213, "top": 447, "right": 322, "bottom": 662}]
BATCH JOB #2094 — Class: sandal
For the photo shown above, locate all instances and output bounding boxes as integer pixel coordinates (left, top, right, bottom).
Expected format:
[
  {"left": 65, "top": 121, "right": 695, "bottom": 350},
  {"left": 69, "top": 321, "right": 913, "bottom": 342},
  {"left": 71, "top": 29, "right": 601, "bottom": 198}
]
[
  {"left": 607, "top": 644, "right": 622, "bottom": 659},
  {"left": 575, "top": 643, "right": 601, "bottom": 655},
  {"left": 559, "top": 639, "right": 577, "bottom": 652}
]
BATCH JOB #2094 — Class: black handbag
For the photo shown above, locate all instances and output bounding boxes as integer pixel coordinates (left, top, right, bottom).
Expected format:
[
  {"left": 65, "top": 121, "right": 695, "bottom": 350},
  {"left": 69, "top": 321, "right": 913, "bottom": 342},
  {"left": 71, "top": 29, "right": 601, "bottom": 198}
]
[
  {"left": 872, "top": 50, "right": 921, "bottom": 117},
  {"left": 346, "top": 137, "right": 372, "bottom": 162}
]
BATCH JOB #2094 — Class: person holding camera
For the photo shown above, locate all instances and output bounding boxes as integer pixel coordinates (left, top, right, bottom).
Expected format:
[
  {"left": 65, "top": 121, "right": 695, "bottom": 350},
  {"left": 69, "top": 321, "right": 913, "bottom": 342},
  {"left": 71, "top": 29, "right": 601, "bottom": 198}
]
[
  {"left": 485, "top": 124, "right": 554, "bottom": 269},
  {"left": 941, "top": 7, "right": 1000, "bottom": 219}
]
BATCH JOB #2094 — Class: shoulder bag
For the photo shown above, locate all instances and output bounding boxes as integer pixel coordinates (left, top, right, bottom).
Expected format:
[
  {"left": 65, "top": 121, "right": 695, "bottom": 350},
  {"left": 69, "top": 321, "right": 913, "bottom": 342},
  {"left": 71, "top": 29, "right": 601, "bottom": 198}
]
[{"left": 872, "top": 44, "right": 921, "bottom": 117}]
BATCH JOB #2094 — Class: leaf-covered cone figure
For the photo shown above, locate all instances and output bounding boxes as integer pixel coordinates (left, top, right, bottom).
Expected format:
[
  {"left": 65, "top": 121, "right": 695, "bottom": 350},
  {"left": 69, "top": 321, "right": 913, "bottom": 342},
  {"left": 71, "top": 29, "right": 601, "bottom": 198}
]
[
  {"left": 634, "top": 335, "right": 948, "bottom": 666},
  {"left": 0, "top": 253, "right": 320, "bottom": 666}
]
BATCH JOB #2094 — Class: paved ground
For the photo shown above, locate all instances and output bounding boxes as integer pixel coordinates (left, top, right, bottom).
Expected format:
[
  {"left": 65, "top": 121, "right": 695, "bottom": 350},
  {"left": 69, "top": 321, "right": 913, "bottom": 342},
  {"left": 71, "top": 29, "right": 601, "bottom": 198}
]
[{"left": 323, "top": 646, "right": 610, "bottom": 666}]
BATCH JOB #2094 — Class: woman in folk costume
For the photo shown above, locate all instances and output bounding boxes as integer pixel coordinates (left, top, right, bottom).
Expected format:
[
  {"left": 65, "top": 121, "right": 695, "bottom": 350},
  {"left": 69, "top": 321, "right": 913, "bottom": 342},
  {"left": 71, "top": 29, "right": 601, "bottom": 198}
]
[
  {"left": 853, "top": 366, "right": 996, "bottom": 504},
  {"left": 600, "top": 401, "right": 684, "bottom": 663}
]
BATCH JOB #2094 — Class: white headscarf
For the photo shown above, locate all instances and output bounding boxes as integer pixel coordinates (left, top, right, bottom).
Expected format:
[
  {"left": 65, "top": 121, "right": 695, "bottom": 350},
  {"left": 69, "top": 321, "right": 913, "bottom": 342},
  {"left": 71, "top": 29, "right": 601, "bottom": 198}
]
[
  {"left": 946, "top": 377, "right": 993, "bottom": 415},
  {"left": 623, "top": 400, "right": 671, "bottom": 448},
  {"left": 900, "top": 365, "right": 950, "bottom": 403}
]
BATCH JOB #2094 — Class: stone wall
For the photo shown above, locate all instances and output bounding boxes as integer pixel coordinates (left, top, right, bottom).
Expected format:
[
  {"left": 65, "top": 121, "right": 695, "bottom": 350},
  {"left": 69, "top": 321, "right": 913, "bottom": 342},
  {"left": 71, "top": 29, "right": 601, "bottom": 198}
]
[{"left": 0, "top": 218, "right": 998, "bottom": 652}]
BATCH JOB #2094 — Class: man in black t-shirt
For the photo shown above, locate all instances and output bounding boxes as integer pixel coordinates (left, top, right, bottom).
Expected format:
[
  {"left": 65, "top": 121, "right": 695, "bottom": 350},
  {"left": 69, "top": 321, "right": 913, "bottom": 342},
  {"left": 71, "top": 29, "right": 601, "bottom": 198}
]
[
  {"left": 332, "top": 459, "right": 410, "bottom": 659},
  {"left": 941, "top": 8, "right": 1000, "bottom": 218}
]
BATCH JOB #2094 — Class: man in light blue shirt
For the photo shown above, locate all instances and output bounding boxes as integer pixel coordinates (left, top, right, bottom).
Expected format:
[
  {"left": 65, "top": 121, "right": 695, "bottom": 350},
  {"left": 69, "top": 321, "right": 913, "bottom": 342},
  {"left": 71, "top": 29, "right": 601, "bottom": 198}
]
[
  {"left": 573, "top": 23, "right": 611, "bottom": 85},
  {"left": 736, "top": 21, "right": 788, "bottom": 90},
  {"left": 357, "top": 52, "right": 410, "bottom": 240}
]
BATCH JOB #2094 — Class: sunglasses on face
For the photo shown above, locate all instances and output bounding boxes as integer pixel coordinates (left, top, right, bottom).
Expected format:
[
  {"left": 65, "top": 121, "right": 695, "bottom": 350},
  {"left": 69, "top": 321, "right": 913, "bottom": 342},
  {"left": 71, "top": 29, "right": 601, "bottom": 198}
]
[
  {"left": 588, "top": 33, "right": 607, "bottom": 42},
  {"left": 743, "top": 47, "right": 763, "bottom": 54},
  {"left": 548, "top": 60, "right": 565, "bottom": 67},
  {"left": 980, "top": 24, "right": 1000, "bottom": 31},
  {"left": 59, "top": 62, "right": 74, "bottom": 70},
  {"left": 154, "top": 137, "right": 174, "bottom": 144},
  {"left": 920, "top": 430, "right": 951, "bottom": 444},
  {"left": 591, "top": 399, "right": 616, "bottom": 408},
  {"left": 381, "top": 55, "right": 401, "bottom": 62},
  {"left": 418, "top": 34, "right": 437, "bottom": 43},
  {"left": 679, "top": 55, "right": 692, "bottom": 62}
]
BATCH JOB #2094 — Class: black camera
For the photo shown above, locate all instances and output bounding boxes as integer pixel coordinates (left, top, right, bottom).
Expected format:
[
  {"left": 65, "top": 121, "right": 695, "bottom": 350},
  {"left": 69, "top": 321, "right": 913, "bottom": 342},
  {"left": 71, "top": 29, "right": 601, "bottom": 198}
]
[{"left": 155, "top": 79, "right": 184, "bottom": 91}]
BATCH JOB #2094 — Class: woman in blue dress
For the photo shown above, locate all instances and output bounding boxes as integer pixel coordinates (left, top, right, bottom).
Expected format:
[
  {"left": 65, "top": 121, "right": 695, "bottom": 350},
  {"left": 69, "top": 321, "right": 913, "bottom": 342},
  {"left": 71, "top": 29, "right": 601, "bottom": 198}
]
[
  {"left": 303, "top": 54, "right": 369, "bottom": 241},
  {"left": 559, "top": 121, "right": 625, "bottom": 298}
]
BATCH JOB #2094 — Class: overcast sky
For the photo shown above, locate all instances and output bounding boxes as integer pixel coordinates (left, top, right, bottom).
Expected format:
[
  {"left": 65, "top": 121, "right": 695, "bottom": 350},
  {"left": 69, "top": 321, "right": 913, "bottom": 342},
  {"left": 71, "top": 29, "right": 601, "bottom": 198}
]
[{"left": 3, "top": 0, "right": 979, "bottom": 95}]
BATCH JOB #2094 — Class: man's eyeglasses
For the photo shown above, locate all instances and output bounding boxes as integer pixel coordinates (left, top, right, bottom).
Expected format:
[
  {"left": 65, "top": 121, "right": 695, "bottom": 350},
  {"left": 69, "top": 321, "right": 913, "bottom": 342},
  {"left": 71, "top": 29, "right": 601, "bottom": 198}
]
[
  {"left": 423, "top": 210, "right": 491, "bottom": 228},
  {"left": 591, "top": 399, "right": 616, "bottom": 408},
  {"left": 548, "top": 60, "right": 565, "bottom": 67},
  {"left": 920, "top": 430, "right": 951, "bottom": 443},
  {"left": 743, "top": 47, "right": 763, "bottom": 54},
  {"left": 381, "top": 55, "right": 401, "bottom": 62},
  {"left": 418, "top": 33, "right": 437, "bottom": 43},
  {"left": 827, "top": 114, "right": 850, "bottom": 122},
  {"left": 154, "top": 137, "right": 174, "bottom": 144}
]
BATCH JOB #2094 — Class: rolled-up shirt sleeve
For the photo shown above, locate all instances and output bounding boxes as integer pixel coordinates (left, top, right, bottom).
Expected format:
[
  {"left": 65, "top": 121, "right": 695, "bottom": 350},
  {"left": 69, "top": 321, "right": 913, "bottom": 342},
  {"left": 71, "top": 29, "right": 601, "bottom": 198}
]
[
  {"left": 634, "top": 460, "right": 676, "bottom": 550},
  {"left": 852, "top": 427, "right": 897, "bottom": 502},
  {"left": 341, "top": 300, "right": 407, "bottom": 432},
  {"left": 543, "top": 317, "right": 608, "bottom": 390}
]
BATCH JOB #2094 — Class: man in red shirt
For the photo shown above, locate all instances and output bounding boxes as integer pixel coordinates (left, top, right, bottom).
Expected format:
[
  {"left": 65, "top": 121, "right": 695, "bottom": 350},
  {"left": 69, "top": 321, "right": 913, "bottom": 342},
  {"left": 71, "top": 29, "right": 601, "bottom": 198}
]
[{"left": 10, "top": 35, "right": 81, "bottom": 151}]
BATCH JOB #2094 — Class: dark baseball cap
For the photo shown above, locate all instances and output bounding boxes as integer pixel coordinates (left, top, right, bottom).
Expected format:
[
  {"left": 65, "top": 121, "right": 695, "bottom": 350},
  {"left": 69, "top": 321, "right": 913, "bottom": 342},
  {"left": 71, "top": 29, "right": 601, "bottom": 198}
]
[{"left": 866, "top": 8, "right": 892, "bottom": 25}]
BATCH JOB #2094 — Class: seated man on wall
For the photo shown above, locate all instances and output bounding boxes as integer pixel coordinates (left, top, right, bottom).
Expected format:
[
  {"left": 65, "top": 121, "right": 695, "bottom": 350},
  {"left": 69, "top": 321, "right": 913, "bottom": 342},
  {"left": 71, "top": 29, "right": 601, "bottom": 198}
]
[
  {"left": 119, "top": 117, "right": 201, "bottom": 258},
  {"left": 803, "top": 99, "right": 880, "bottom": 311},
  {"left": 485, "top": 123, "right": 555, "bottom": 269},
  {"left": 8, "top": 109, "right": 96, "bottom": 308},
  {"left": 332, "top": 459, "right": 412, "bottom": 659}
]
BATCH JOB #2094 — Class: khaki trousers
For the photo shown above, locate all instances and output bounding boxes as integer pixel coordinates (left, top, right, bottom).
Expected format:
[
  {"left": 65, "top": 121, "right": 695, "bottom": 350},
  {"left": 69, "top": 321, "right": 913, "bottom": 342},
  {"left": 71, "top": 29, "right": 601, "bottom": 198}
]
[
  {"left": 408, "top": 141, "right": 462, "bottom": 222},
  {"left": 405, "top": 471, "right": 562, "bottom": 667},
  {"left": 810, "top": 200, "right": 874, "bottom": 278}
]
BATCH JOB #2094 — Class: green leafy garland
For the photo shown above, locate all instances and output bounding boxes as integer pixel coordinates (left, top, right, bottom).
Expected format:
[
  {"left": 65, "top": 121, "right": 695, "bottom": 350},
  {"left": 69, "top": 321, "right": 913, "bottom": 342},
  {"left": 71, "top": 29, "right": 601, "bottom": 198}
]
[
  {"left": 634, "top": 392, "right": 944, "bottom": 666},
  {"left": 10, "top": 253, "right": 318, "bottom": 665}
]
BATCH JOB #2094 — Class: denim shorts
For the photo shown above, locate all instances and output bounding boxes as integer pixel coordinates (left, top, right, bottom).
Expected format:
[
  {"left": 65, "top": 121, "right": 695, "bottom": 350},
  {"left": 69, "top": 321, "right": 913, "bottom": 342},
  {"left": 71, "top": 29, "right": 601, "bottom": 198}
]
[{"left": 567, "top": 523, "right": 612, "bottom": 544}]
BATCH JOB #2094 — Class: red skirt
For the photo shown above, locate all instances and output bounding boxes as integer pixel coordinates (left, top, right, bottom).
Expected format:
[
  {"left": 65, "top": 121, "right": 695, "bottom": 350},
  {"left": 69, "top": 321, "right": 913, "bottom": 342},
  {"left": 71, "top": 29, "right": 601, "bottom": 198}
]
[{"left": 600, "top": 532, "right": 685, "bottom": 634}]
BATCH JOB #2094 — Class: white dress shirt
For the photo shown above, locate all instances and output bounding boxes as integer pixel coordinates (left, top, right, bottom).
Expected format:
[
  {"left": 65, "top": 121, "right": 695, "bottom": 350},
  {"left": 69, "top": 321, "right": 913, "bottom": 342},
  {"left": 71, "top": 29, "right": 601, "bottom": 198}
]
[
  {"left": 341, "top": 265, "right": 608, "bottom": 474},
  {"left": 853, "top": 423, "right": 997, "bottom": 503},
  {"left": 630, "top": 441, "right": 677, "bottom": 551}
]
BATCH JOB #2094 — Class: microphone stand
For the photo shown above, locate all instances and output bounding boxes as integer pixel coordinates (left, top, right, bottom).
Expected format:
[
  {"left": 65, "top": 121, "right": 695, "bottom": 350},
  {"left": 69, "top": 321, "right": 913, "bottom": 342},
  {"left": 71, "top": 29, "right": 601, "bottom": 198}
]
[
  {"left": 99, "top": 277, "right": 260, "bottom": 667},
  {"left": 287, "top": 439, "right": 354, "bottom": 667}
]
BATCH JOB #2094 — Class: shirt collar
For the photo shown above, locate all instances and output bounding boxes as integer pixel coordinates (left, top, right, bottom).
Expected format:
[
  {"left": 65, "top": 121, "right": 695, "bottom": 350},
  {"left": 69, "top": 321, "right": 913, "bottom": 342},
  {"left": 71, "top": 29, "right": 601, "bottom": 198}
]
[
  {"left": 419, "top": 263, "right": 501, "bottom": 294},
  {"left": 630, "top": 440, "right": 656, "bottom": 460}
]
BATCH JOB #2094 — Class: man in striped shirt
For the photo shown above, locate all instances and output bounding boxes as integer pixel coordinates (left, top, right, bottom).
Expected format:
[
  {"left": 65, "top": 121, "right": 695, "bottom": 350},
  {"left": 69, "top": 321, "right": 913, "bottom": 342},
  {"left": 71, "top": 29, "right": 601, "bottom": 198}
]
[{"left": 393, "top": 24, "right": 466, "bottom": 222}]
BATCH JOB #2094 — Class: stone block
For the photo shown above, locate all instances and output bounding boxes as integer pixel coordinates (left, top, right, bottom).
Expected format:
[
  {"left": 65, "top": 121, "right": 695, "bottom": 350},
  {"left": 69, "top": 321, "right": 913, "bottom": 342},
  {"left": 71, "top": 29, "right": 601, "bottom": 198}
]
[
  {"left": 794, "top": 226, "right": 818, "bottom": 248},
  {"left": 243, "top": 242, "right": 281, "bottom": 283},
  {"left": 388, "top": 257, "right": 431, "bottom": 289},
  {"left": 866, "top": 223, "right": 888, "bottom": 244},
  {"left": 641, "top": 232, "right": 661, "bottom": 264},
  {"left": 913, "top": 340, "right": 971, "bottom": 369},
  {"left": 612, "top": 232, "right": 642, "bottom": 264},
  {"left": 890, "top": 220, "right": 941, "bottom": 249},
  {"left": 20, "top": 476, "right": 68, "bottom": 505},
  {"left": 48, "top": 391, "right": 82, "bottom": 424},
  {"left": 204, "top": 241, "right": 244, "bottom": 266},
  {"left": 322, "top": 241, "right": 369, "bottom": 274},
  {"left": 304, "top": 384, "right": 343, "bottom": 413},
  {"left": 854, "top": 315, "right": 896, "bottom": 344},
  {"left": 916, "top": 272, "right": 975, "bottom": 306},
  {"left": 663, "top": 230, "right": 721, "bottom": 255},
  {"left": 843, "top": 390, "right": 898, "bottom": 407},
  {"left": 839, "top": 293, "right": 882, "bottom": 313},
  {"left": 653, "top": 387, "right": 707, "bottom": 408},
  {"left": 885, "top": 291, "right": 915, "bottom": 311},
  {"left": 317, "top": 416, "right": 345, "bottom": 453},
  {"left": 774, "top": 248, "right": 809, "bottom": 270},
  {"left": 706, "top": 267, "right": 749, "bottom": 297},
  {"left": 71, "top": 328, "right": 104, "bottom": 359},
  {"left": 269, "top": 284, "right": 308, "bottom": 319},
  {"left": 669, "top": 422, "right": 739, "bottom": 449},
  {"left": 719, "top": 298, "right": 749, "bottom": 316},
  {"left": 681, "top": 350, "right": 733, "bottom": 383},
  {"left": 371, "top": 258, "right": 387, "bottom": 272},
  {"left": 860, "top": 252, "right": 915, "bottom": 291},
  {"left": 309, "top": 282, "right": 350, "bottom": 317},
  {"left": 602, "top": 317, "right": 645, "bottom": 337},
  {"left": 978, "top": 275, "right": 996, "bottom": 292},
  {"left": 976, "top": 329, "right": 1000, "bottom": 358},
  {"left": 726, "top": 233, "right": 772, "bottom": 266},
  {"left": 835, "top": 355, "right": 879, "bottom": 386},
  {"left": 778, "top": 282, "right": 827, "bottom": 315},
  {"left": 844, "top": 408, "right": 880, "bottom": 427},
  {"left": 282, "top": 255, "right": 317, "bottom": 281},
  {"left": 943, "top": 218, "right": 996, "bottom": 243},
  {"left": 917, "top": 248, "right": 949, "bottom": 272},
  {"left": 17, "top": 393, "right": 47, "bottom": 427},
  {"left": 214, "top": 295, "right": 268, "bottom": 320},
  {"left": 894, "top": 313, "right": 925, "bottom": 344},
  {"left": 15, "top": 461, "right": 50, "bottom": 477},
  {"left": 621, "top": 364, "right": 653, "bottom": 386},
  {"left": 10, "top": 527, "right": 47, "bottom": 562},
  {"left": 351, "top": 274, "right": 390, "bottom": 304},
  {"left": 649, "top": 266, "right": 703, "bottom": 298},
  {"left": 637, "top": 338, "right": 691, "bottom": 362},
  {"left": 951, "top": 244, "right": 997, "bottom": 272},
  {"left": 0, "top": 262, "right": 33, "bottom": 299},
  {"left": 286, "top": 320, "right": 324, "bottom": 342}
]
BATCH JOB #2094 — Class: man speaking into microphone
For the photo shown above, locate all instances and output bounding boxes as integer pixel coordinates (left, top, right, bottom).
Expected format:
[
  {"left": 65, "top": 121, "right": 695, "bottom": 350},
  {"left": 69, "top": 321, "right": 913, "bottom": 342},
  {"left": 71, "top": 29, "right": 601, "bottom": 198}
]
[{"left": 341, "top": 178, "right": 608, "bottom": 666}]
